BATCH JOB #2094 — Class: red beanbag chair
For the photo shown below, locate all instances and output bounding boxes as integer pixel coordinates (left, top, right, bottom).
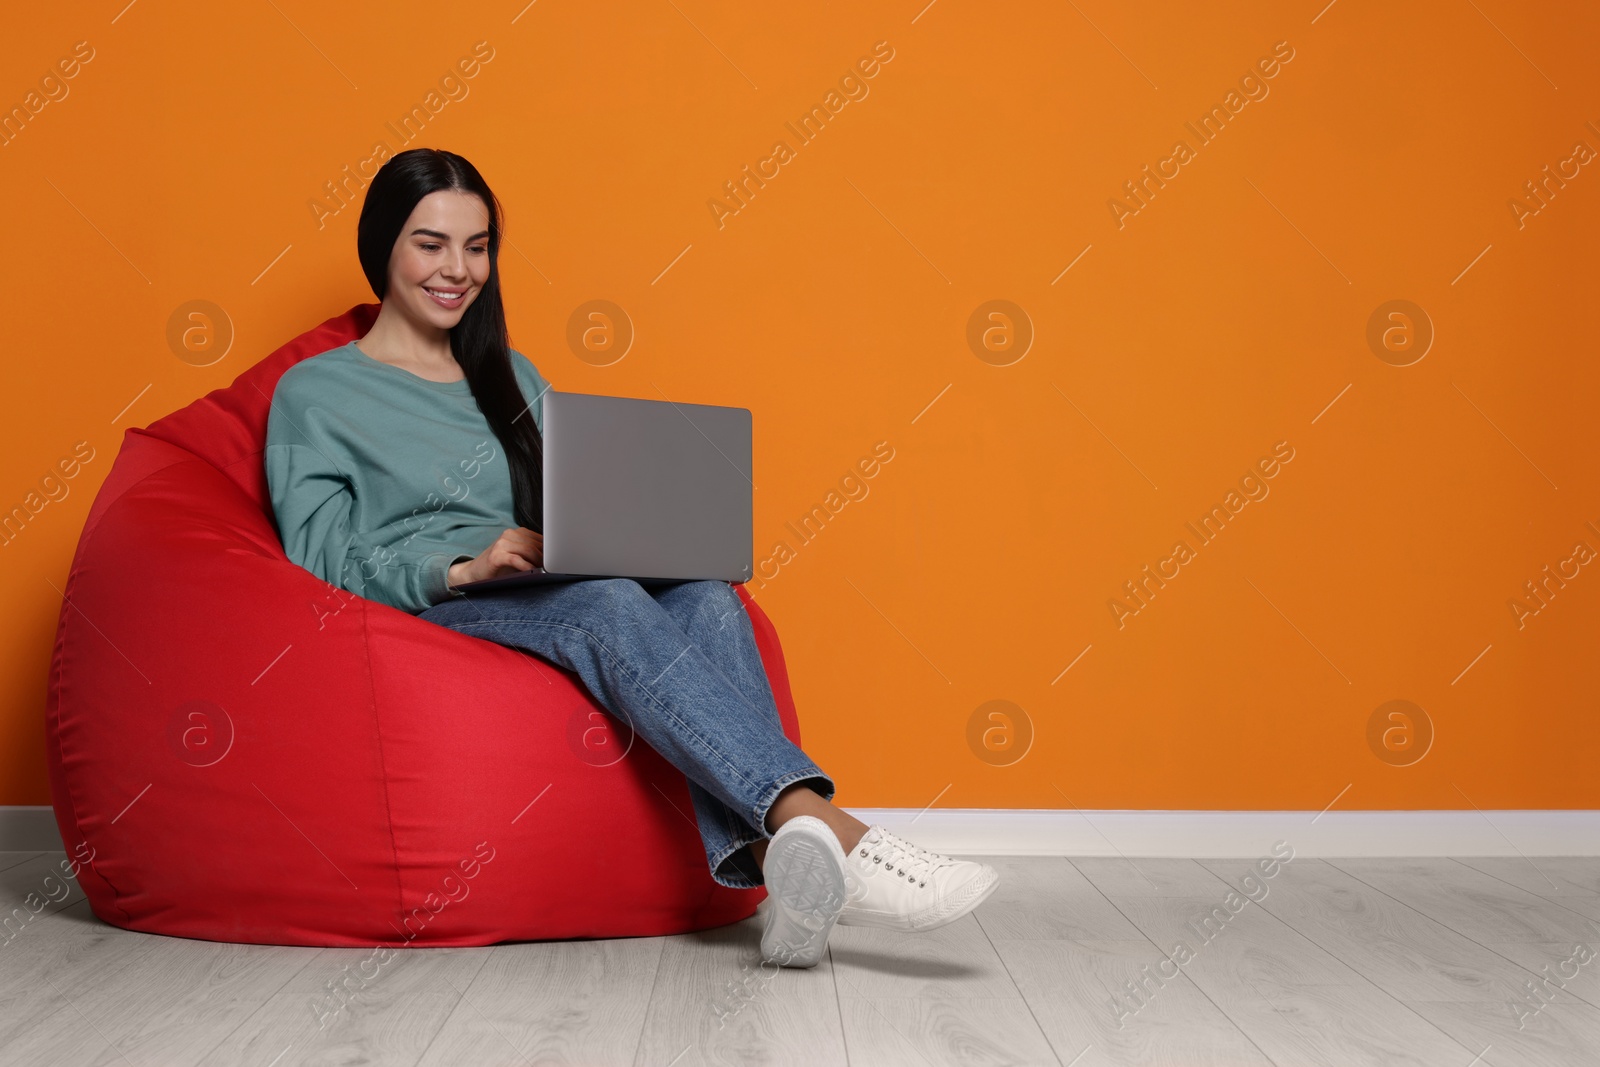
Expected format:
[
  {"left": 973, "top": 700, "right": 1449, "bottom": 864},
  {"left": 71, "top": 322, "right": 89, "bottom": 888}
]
[{"left": 44, "top": 302, "right": 800, "bottom": 946}]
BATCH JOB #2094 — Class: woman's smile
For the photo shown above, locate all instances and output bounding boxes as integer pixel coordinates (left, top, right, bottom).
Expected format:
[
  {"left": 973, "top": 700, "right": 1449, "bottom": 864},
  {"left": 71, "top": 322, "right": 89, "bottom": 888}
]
[{"left": 423, "top": 284, "right": 469, "bottom": 308}]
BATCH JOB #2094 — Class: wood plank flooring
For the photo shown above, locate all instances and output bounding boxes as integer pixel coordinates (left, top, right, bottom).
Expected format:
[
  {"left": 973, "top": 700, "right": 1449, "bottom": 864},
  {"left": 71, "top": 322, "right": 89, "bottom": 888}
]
[{"left": 1, "top": 850, "right": 1596, "bottom": 1065}]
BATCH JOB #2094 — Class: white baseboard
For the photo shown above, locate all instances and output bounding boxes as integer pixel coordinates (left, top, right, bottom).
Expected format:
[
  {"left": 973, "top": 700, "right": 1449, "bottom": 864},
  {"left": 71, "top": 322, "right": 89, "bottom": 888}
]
[
  {"left": 842, "top": 808, "right": 1600, "bottom": 857},
  {"left": 6, "top": 805, "right": 1598, "bottom": 856}
]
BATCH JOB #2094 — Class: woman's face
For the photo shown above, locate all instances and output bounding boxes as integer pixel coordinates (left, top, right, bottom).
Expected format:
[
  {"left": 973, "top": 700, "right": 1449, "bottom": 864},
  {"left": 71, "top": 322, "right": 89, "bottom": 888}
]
[{"left": 386, "top": 189, "right": 492, "bottom": 330}]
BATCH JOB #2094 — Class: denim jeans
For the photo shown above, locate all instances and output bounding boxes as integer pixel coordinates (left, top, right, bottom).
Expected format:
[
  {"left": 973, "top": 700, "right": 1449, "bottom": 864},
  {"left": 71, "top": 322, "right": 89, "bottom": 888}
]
[{"left": 416, "top": 578, "right": 835, "bottom": 889}]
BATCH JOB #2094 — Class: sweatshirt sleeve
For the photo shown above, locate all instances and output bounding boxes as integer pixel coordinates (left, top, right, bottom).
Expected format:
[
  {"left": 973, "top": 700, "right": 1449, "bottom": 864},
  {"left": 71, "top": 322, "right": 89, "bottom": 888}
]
[{"left": 264, "top": 396, "right": 473, "bottom": 615}]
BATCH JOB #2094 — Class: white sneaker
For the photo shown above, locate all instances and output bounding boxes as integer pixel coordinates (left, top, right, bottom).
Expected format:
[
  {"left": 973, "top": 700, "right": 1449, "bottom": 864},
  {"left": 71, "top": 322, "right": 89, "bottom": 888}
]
[
  {"left": 759, "top": 815, "right": 848, "bottom": 968},
  {"left": 836, "top": 825, "right": 1000, "bottom": 932}
]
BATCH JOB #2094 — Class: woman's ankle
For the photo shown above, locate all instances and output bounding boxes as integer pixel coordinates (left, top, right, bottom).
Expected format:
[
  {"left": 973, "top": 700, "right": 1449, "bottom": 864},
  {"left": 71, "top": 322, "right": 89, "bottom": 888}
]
[
  {"left": 760, "top": 784, "right": 870, "bottom": 858},
  {"left": 834, "top": 821, "right": 867, "bottom": 854},
  {"left": 751, "top": 815, "right": 865, "bottom": 872}
]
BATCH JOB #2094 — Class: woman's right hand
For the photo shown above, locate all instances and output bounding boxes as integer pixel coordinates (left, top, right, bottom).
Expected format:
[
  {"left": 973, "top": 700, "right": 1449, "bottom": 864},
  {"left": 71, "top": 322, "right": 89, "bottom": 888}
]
[{"left": 448, "top": 527, "right": 543, "bottom": 587}]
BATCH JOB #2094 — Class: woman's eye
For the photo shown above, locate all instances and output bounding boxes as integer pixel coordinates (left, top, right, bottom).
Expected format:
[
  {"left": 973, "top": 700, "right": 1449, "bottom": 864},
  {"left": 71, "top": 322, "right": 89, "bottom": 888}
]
[
  {"left": 469, "top": 245, "right": 487, "bottom": 254},
  {"left": 420, "top": 243, "right": 440, "bottom": 251}
]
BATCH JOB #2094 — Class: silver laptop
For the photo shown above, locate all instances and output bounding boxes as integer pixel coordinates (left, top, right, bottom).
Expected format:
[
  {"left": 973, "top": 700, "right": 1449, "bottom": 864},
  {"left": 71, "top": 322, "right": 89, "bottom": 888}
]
[{"left": 451, "top": 389, "right": 753, "bottom": 592}]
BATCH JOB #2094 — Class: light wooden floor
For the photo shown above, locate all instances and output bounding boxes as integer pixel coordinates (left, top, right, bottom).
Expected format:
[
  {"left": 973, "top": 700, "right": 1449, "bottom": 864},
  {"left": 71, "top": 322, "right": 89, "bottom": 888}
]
[{"left": 2, "top": 850, "right": 1598, "bottom": 1065}]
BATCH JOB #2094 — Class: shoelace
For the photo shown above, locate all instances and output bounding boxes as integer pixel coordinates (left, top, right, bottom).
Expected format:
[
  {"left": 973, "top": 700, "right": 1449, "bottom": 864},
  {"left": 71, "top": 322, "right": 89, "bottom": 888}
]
[{"left": 856, "top": 831, "right": 951, "bottom": 888}]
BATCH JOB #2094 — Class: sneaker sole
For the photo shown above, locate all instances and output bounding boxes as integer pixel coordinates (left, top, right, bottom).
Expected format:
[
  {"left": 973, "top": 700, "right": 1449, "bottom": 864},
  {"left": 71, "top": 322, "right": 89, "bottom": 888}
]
[
  {"left": 760, "top": 822, "right": 847, "bottom": 968},
  {"left": 912, "top": 864, "right": 1001, "bottom": 931}
]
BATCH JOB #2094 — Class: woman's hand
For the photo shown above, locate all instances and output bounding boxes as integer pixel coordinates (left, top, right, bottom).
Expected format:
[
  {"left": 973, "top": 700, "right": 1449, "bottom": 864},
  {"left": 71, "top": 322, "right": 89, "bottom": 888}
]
[{"left": 447, "top": 527, "right": 543, "bottom": 587}]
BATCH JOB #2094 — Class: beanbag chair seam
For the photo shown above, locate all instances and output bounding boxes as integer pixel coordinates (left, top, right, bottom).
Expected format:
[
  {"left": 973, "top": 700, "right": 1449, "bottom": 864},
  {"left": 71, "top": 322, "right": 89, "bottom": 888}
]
[
  {"left": 49, "top": 467, "right": 146, "bottom": 926},
  {"left": 357, "top": 594, "right": 409, "bottom": 930}
]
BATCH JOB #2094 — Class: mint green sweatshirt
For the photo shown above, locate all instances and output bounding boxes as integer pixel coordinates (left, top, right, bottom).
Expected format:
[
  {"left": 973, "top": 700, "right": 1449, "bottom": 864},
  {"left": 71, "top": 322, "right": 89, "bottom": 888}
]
[{"left": 264, "top": 341, "right": 550, "bottom": 614}]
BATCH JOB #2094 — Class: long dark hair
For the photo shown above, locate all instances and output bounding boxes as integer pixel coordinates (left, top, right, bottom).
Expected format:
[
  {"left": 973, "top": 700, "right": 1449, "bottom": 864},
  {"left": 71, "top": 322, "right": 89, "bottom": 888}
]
[{"left": 356, "top": 148, "right": 542, "bottom": 533}]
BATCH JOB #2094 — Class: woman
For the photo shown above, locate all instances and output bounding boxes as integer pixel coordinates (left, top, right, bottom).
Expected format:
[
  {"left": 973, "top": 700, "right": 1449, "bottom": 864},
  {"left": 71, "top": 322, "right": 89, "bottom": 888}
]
[{"left": 264, "top": 148, "right": 998, "bottom": 968}]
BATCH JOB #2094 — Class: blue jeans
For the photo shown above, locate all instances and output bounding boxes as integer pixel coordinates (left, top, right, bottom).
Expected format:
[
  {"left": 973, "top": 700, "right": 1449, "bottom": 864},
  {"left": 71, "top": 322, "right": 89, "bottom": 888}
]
[{"left": 417, "top": 578, "right": 835, "bottom": 889}]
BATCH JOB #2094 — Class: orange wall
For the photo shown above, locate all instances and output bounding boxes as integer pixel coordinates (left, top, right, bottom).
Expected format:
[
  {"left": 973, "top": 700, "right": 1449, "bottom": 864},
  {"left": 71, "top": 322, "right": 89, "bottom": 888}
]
[{"left": 3, "top": 2, "right": 1596, "bottom": 809}]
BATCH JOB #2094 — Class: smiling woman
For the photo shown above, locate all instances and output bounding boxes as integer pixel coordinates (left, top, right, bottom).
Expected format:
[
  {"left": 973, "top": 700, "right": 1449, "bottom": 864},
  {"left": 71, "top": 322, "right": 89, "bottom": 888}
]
[
  {"left": 356, "top": 195, "right": 493, "bottom": 372},
  {"left": 262, "top": 147, "right": 1000, "bottom": 969},
  {"left": 265, "top": 149, "right": 550, "bottom": 610}
]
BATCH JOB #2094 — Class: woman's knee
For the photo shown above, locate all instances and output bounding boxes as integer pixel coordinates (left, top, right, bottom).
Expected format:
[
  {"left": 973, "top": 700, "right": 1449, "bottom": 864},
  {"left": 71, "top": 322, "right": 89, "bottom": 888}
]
[
  {"left": 577, "top": 578, "right": 662, "bottom": 623},
  {"left": 586, "top": 577, "right": 650, "bottom": 600},
  {"left": 692, "top": 578, "right": 738, "bottom": 601},
  {"left": 686, "top": 579, "right": 743, "bottom": 624}
]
